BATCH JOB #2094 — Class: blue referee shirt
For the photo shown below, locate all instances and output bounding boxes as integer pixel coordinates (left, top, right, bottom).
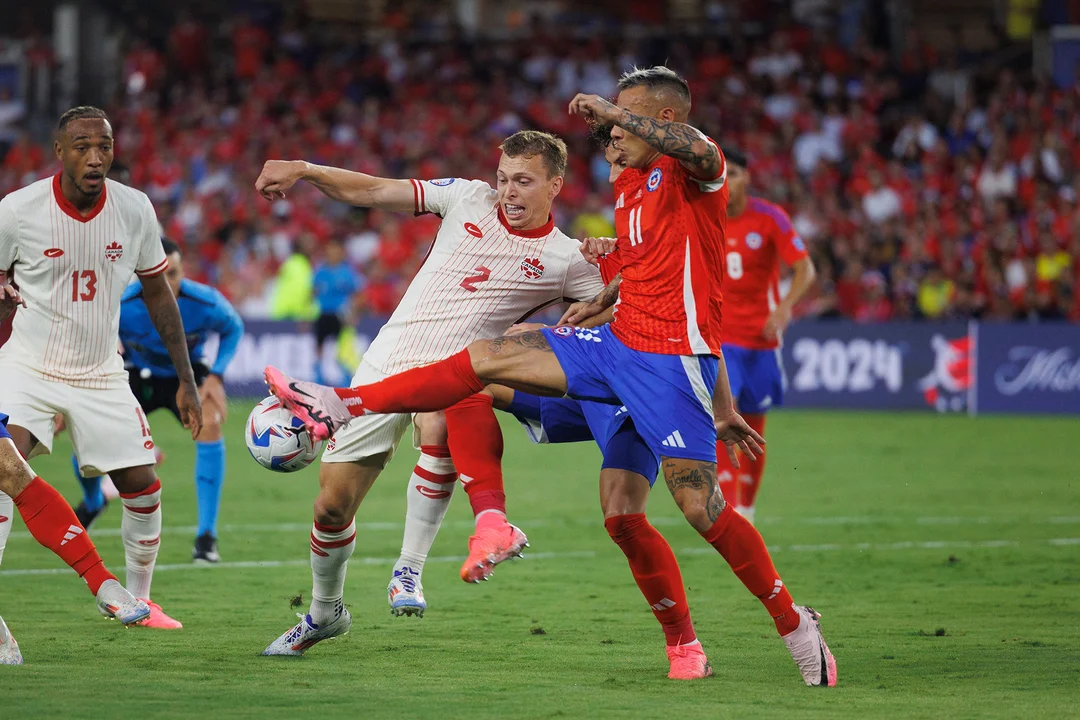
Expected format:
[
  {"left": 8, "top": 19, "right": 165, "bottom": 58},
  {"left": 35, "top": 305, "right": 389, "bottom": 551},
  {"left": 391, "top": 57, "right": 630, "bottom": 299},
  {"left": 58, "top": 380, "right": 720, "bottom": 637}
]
[
  {"left": 313, "top": 262, "right": 360, "bottom": 316},
  {"left": 120, "top": 278, "right": 244, "bottom": 378}
]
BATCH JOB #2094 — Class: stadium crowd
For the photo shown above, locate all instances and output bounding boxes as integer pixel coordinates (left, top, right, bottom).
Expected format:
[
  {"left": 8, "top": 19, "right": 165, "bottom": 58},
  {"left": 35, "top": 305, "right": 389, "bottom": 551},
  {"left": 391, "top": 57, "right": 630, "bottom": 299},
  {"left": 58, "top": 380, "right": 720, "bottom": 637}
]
[{"left": 1, "top": 3, "right": 1078, "bottom": 322}]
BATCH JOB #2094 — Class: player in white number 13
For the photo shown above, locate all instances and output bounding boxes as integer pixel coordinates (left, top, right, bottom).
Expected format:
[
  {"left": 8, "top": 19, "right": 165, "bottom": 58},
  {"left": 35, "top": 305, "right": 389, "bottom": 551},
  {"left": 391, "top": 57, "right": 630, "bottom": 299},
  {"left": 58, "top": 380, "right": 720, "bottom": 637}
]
[{"left": 0, "top": 106, "right": 203, "bottom": 631}]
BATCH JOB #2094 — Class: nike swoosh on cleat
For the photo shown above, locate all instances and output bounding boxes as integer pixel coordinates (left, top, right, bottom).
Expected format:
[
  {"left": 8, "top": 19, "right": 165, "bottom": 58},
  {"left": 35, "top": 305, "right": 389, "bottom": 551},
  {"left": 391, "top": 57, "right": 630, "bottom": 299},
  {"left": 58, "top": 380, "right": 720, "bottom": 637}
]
[{"left": 287, "top": 382, "right": 316, "bottom": 400}]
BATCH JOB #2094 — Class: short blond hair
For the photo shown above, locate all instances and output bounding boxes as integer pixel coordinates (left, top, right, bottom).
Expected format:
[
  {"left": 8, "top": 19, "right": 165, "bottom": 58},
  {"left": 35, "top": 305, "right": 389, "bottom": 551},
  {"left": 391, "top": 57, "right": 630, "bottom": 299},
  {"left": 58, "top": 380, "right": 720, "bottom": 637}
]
[{"left": 500, "top": 130, "right": 568, "bottom": 179}]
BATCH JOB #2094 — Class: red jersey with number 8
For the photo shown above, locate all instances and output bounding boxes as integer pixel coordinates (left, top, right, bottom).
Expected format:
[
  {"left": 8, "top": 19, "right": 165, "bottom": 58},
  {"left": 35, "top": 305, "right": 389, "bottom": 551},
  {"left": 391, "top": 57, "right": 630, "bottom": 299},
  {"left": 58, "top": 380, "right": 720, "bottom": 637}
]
[
  {"left": 610, "top": 142, "right": 728, "bottom": 356},
  {"left": 722, "top": 197, "right": 809, "bottom": 350}
]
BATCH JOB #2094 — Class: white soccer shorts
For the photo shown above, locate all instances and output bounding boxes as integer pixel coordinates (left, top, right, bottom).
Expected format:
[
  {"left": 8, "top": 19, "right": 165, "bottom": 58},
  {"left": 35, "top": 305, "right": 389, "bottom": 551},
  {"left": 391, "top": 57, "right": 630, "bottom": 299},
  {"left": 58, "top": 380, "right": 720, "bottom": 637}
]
[
  {"left": 320, "top": 360, "right": 416, "bottom": 466},
  {"left": 0, "top": 363, "right": 157, "bottom": 476}
]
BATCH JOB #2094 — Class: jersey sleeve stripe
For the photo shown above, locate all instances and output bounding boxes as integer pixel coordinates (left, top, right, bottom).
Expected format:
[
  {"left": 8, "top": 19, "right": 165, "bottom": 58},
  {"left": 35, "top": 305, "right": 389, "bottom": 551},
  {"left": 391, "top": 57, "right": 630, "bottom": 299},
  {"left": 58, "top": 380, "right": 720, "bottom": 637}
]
[
  {"left": 750, "top": 198, "right": 794, "bottom": 233},
  {"left": 136, "top": 258, "right": 169, "bottom": 277},
  {"left": 693, "top": 139, "right": 727, "bottom": 192},
  {"left": 410, "top": 179, "right": 422, "bottom": 213}
]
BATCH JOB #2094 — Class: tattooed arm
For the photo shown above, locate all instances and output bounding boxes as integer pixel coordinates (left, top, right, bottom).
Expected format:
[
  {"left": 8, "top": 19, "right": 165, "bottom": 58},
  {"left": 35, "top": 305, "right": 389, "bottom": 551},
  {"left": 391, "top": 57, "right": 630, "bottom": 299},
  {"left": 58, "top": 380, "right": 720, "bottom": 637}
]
[
  {"left": 568, "top": 94, "right": 721, "bottom": 180},
  {"left": 558, "top": 274, "right": 621, "bottom": 326},
  {"left": 140, "top": 272, "right": 203, "bottom": 438},
  {"left": 615, "top": 110, "right": 721, "bottom": 180}
]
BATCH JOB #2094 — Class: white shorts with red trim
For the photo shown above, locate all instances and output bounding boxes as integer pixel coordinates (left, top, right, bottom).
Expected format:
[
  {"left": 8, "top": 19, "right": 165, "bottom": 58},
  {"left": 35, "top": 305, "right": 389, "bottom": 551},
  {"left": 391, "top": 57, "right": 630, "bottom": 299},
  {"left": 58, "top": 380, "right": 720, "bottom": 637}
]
[
  {"left": 320, "top": 360, "right": 416, "bottom": 466},
  {"left": 0, "top": 362, "right": 157, "bottom": 475}
]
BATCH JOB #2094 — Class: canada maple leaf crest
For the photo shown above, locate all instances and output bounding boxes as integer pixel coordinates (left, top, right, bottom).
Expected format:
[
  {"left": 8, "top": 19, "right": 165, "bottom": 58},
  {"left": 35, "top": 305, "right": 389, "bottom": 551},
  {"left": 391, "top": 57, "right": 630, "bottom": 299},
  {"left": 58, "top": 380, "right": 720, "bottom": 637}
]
[
  {"left": 520, "top": 257, "right": 544, "bottom": 279},
  {"left": 104, "top": 241, "right": 123, "bottom": 262}
]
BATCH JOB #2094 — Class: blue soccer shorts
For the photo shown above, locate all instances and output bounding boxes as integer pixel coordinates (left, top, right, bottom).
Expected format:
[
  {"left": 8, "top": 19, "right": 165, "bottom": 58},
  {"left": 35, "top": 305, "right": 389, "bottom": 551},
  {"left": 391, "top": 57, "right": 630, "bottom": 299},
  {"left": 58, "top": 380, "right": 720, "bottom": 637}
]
[
  {"left": 721, "top": 344, "right": 785, "bottom": 415},
  {"left": 0, "top": 412, "right": 9, "bottom": 442},
  {"left": 505, "top": 393, "right": 660, "bottom": 485},
  {"left": 540, "top": 324, "right": 718, "bottom": 463}
]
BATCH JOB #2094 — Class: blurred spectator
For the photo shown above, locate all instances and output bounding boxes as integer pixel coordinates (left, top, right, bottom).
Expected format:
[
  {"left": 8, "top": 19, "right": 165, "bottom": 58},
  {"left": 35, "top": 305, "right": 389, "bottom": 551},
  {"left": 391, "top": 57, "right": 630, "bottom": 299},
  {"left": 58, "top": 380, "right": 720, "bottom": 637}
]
[
  {"left": 977, "top": 144, "right": 1018, "bottom": 204},
  {"left": 862, "top": 171, "right": 902, "bottom": 225},
  {"left": 0, "top": 87, "right": 26, "bottom": 148},
  {"left": 270, "top": 236, "right": 317, "bottom": 321},
  {"left": 917, "top": 265, "right": 956, "bottom": 319},
  {"left": 855, "top": 271, "right": 893, "bottom": 322}
]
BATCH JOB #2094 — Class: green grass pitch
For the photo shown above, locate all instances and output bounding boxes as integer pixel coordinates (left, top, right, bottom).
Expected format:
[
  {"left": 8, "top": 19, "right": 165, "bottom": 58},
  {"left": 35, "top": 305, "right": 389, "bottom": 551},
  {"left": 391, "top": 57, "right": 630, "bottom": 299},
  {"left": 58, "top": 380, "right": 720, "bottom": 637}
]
[{"left": 0, "top": 404, "right": 1077, "bottom": 719}]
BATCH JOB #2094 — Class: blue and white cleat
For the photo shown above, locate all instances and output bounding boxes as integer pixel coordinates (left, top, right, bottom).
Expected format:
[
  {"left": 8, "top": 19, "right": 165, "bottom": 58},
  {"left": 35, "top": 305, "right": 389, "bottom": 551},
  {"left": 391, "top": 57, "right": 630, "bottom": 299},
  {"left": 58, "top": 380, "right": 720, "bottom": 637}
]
[
  {"left": 262, "top": 608, "right": 352, "bottom": 656},
  {"left": 95, "top": 579, "right": 152, "bottom": 626},
  {"left": 0, "top": 616, "right": 22, "bottom": 665},
  {"left": 388, "top": 566, "right": 426, "bottom": 617}
]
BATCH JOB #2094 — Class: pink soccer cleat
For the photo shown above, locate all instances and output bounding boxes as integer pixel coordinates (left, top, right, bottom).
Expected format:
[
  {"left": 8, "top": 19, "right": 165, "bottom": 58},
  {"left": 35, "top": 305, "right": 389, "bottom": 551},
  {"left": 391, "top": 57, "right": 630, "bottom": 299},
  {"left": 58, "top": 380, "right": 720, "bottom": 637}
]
[
  {"left": 666, "top": 642, "right": 713, "bottom": 680},
  {"left": 782, "top": 606, "right": 837, "bottom": 687},
  {"left": 263, "top": 366, "right": 353, "bottom": 442},
  {"left": 137, "top": 601, "right": 183, "bottom": 630},
  {"left": 459, "top": 520, "right": 528, "bottom": 583}
]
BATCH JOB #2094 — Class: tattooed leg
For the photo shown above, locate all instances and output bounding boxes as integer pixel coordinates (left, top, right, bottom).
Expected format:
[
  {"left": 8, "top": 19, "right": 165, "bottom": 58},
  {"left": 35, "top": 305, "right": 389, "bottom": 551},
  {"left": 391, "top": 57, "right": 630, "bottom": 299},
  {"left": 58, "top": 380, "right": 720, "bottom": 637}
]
[
  {"left": 661, "top": 457, "right": 724, "bottom": 533},
  {"left": 466, "top": 332, "right": 568, "bottom": 397}
]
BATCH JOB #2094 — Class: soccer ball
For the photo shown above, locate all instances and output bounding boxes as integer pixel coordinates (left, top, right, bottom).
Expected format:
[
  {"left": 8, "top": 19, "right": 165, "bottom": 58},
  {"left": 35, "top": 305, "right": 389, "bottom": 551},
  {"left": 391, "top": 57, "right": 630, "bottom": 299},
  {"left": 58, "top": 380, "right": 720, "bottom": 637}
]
[{"left": 245, "top": 396, "right": 325, "bottom": 473}]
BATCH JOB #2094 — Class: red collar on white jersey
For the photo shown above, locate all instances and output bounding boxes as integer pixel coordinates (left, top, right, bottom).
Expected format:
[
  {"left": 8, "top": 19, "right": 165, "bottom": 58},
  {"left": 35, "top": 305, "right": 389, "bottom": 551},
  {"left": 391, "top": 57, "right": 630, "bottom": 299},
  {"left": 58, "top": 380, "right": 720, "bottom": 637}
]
[
  {"left": 52, "top": 173, "right": 108, "bottom": 223},
  {"left": 497, "top": 206, "right": 554, "bottom": 238}
]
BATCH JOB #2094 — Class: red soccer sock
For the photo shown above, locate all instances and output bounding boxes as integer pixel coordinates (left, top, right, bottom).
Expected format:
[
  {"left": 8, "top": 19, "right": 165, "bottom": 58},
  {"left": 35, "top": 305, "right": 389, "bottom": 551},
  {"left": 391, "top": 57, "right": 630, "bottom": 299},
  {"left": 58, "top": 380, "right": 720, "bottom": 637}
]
[
  {"left": 446, "top": 394, "right": 506, "bottom": 519},
  {"left": 703, "top": 503, "right": 799, "bottom": 636},
  {"left": 335, "top": 349, "right": 483, "bottom": 416},
  {"left": 715, "top": 440, "right": 740, "bottom": 507},
  {"left": 606, "top": 514, "right": 696, "bottom": 647},
  {"left": 738, "top": 414, "right": 767, "bottom": 509},
  {"left": 14, "top": 477, "right": 116, "bottom": 595}
]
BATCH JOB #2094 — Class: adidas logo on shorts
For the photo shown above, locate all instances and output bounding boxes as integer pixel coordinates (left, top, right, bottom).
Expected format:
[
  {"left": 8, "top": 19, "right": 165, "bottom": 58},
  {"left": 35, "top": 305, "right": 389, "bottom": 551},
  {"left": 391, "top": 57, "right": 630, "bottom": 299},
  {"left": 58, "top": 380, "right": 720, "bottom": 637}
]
[{"left": 661, "top": 431, "right": 687, "bottom": 449}]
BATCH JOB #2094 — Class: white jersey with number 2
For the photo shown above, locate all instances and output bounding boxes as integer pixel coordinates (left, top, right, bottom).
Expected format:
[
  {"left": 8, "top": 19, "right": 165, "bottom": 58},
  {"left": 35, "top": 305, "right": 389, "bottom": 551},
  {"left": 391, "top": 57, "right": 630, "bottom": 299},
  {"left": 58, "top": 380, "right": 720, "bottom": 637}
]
[
  {"left": 0, "top": 174, "right": 168, "bottom": 389},
  {"left": 361, "top": 178, "right": 604, "bottom": 375}
]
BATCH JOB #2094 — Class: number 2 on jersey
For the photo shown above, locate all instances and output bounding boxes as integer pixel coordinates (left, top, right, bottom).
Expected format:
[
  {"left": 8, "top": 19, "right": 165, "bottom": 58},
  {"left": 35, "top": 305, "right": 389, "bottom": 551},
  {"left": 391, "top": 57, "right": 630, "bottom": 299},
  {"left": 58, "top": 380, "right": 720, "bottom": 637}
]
[
  {"left": 460, "top": 266, "right": 491, "bottom": 293},
  {"left": 71, "top": 270, "right": 97, "bottom": 302}
]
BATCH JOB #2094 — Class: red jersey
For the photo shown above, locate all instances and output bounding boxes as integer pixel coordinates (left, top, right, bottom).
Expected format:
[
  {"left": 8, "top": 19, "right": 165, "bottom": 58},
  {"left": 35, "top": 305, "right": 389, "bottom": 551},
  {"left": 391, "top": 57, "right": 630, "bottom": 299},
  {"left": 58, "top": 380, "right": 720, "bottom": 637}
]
[
  {"left": 722, "top": 197, "right": 809, "bottom": 350},
  {"left": 597, "top": 249, "right": 623, "bottom": 286},
  {"left": 611, "top": 144, "right": 728, "bottom": 355}
]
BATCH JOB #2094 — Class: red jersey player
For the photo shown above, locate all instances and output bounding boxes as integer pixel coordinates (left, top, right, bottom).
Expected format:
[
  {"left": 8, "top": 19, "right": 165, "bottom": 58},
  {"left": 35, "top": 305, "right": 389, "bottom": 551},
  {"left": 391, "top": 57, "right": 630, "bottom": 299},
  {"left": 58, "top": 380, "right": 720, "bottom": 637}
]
[
  {"left": 716, "top": 149, "right": 816, "bottom": 524},
  {"left": 266, "top": 67, "right": 836, "bottom": 686}
]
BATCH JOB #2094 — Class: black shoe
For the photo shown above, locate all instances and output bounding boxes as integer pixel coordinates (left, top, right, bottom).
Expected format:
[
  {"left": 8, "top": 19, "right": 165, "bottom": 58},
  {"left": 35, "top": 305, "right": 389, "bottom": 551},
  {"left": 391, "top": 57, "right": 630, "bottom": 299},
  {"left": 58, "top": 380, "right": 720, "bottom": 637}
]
[
  {"left": 193, "top": 533, "right": 220, "bottom": 563},
  {"left": 74, "top": 499, "right": 108, "bottom": 530}
]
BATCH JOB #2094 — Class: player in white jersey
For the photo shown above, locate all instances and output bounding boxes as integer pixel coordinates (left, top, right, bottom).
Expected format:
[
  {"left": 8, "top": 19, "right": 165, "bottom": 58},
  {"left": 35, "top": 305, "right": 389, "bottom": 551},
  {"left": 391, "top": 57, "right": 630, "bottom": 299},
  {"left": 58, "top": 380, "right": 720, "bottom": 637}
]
[
  {"left": 0, "top": 106, "right": 202, "bottom": 630},
  {"left": 254, "top": 130, "right": 604, "bottom": 655},
  {"left": 0, "top": 280, "right": 150, "bottom": 664}
]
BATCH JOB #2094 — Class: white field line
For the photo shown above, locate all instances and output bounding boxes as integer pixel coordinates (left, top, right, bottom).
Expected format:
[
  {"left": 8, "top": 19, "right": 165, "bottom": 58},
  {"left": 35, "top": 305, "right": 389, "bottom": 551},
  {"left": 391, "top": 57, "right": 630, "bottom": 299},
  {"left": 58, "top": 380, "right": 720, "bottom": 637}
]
[
  {"left": 6, "top": 514, "right": 1078, "bottom": 541},
  {"left": 1, "top": 539, "right": 1077, "bottom": 578}
]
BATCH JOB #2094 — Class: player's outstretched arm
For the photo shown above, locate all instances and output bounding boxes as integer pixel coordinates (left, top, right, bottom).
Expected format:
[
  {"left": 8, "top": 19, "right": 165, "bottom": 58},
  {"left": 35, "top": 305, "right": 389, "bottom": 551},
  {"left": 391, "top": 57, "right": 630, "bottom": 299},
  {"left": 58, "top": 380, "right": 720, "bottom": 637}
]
[
  {"left": 568, "top": 94, "right": 721, "bottom": 180},
  {"left": 140, "top": 273, "right": 203, "bottom": 439},
  {"left": 255, "top": 160, "right": 416, "bottom": 212}
]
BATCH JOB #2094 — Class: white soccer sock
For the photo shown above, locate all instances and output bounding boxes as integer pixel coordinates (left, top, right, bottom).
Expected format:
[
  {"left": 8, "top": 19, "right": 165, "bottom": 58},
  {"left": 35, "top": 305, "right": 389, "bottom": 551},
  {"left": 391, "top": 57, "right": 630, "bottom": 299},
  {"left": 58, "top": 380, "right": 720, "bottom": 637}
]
[
  {"left": 309, "top": 519, "right": 356, "bottom": 626},
  {"left": 120, "top": 480, "right": 162, "bottom": 600},
  {"left": 396, "top": 447, "right": 457, "bottom": 573},
  {"left": 0, "top": 491, "right": 12, "bottom": 566}
]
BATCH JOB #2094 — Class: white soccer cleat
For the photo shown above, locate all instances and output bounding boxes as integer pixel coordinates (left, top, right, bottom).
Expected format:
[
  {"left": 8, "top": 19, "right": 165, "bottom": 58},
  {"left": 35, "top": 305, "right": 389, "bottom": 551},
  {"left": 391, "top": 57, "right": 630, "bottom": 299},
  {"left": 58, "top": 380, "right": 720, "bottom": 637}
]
[
  {"left": 388, "top": 566, "right": 427, "bottom": 617},
  {"left": 262, "top": 608, "right": 352, "bottom": 656},
  {"left": 95, "top": 579, "right": 152, "bottom": 626},
  {"left": 735, "top": 505, "right": 756, "bottom": 525},
  {"left": 782, "top": 605, "right": 837, "bottom": 687},
  {"left": 0, "top": 616, "right": 22, "bottom": 665},
  {"left": 263, "top": 366, "right": 354, "bottom": 442}
]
